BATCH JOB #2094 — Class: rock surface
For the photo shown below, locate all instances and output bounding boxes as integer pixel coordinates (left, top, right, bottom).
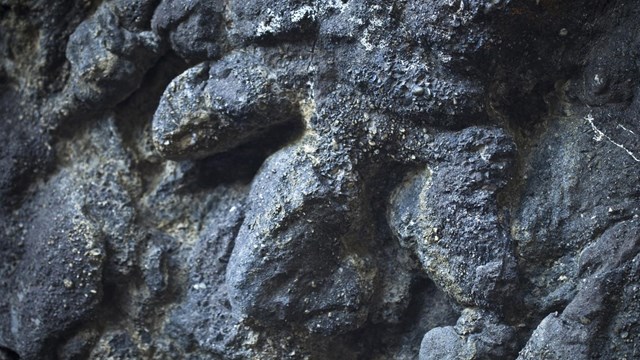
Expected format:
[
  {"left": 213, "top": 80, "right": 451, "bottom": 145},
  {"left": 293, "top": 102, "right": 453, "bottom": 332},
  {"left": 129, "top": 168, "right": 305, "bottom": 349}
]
[{"left": 1, "top": 0, "right": 639, "bottom": 359}]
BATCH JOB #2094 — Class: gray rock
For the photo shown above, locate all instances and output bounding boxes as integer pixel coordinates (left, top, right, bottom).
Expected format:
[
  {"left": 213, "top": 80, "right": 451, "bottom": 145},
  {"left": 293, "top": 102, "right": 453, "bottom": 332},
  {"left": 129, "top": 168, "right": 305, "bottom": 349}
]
[
  {"left": 0, "top": 166, "right": 106, "bottom": 360},
  {"left": 1, "top": 0, "right": 639, "bottom": 359},
  {"left": 66, "top": 4, "right": 162, "bottom": 109},
  {"left": 166, "top": 184, "right": 247, "bottom": 357},
  {"left": 518, "top": 219, "right": 640, "bottom": 360},
  {"left": 152, "top": 48, "right": 309, "bottom": 160},
  {"left": 228, "top": 0, "right": 317, "bottom": 44},
  {"left": 152, "top": 0, "right": 225, "bottom": 61},
  {"left": 110, "top": 0, "right": 159, "bottom": 31},
  {"left": 226, "top": 141, "right": 375, "bottom": 335},
  {"left": 389, "top": 127, "right": 518, "bottom": 309},
  {"left": 420, "top": 309, "right": 516, "bottom": 360}
]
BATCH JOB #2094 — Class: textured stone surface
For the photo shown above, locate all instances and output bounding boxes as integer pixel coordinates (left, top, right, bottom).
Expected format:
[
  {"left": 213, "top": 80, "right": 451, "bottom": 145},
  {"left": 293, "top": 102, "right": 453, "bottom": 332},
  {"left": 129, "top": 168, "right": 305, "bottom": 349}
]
[{"left": 1, "top": 0, "right": 639, "bottom": 359}]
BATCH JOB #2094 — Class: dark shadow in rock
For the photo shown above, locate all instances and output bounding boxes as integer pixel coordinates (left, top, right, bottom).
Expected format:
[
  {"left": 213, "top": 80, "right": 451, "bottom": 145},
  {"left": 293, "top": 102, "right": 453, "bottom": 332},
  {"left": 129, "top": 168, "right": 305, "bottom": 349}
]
[
  {"left": 55, "top": 324, "right": 100, "bottom": 360},
  {"left": 116, "top": 53, "right": 190, "bottom": 145},
  {"left": 189, "top": 120, "right": 306, "bottom": 190},
  {"left": 0, "top": 347, "right": 19, "bottom": 360},
  {"left": 349, "top": 277, "right": 459, "bottom": 359}
]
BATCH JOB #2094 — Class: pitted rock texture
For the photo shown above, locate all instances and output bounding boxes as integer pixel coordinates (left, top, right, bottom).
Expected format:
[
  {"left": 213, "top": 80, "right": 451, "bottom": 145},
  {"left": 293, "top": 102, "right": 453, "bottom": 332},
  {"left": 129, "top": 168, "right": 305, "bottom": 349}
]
[{"left": 1, "top": 0, "right": 639, "bottom": 359}]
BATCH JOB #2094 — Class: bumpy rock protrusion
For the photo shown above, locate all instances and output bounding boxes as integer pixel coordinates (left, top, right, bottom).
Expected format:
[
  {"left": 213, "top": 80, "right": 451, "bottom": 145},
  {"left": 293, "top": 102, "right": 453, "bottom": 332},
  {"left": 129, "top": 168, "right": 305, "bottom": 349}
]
[
  {"left": 152, "top": 0, "right": 225, "bottom": 61},
  {"left": 110, "top": 0, "right": 159, "bottom": 31},
  {"left": 580, "top": 31, "right": 639, "bottom": 107},
  {"left": 66, "top": 4, "right": 162, "bottom": 109},
  {"left": 152, "top": 49, "right": 309, "bottom": 160},
  {"left": 165, "top": 184, "right": 248, "bottom": 356},
  {"left": 517, "top": 219, "right": 640, "bottom": 360},
  {"left": 226, "top": 140, "right": 375, "bottom": 334},
  {"left": 389, "top": 126, "right": 517, "bottom": 309},
  {"left": 0, "top": 172, "right": 106, "bottom": 360},
  {"left": 420, "top": 309, "right": 517, "bottom": 360}
]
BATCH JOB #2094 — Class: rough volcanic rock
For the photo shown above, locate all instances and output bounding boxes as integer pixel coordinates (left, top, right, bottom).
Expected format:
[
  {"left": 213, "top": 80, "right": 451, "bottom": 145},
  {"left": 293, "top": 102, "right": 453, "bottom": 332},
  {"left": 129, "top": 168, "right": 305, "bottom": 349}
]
[
  {"left": 1, "top": 0, "right": 639, "bottom": 359},
  {"left": 152, "top": 48, "right": 309, "bottom": 160},
  {"left": 389, "top": 126, "right": 518, "bottom": 310},
  {"left": 65, "top": 3, "right": 163, "bottom": 110}
]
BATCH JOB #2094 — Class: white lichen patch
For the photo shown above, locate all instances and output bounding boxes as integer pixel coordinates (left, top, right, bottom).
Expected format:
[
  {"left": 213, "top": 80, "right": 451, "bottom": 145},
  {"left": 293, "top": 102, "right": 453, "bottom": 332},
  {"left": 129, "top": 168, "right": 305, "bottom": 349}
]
[
  {"left": 358, "top": 16, "right": 388, "bottom": 52},
  {"left": 291, "top": 5, "right": 316, "bottom": 24},
  {"left": 256, "top": 9, "right": 283, "bottom": 37}
]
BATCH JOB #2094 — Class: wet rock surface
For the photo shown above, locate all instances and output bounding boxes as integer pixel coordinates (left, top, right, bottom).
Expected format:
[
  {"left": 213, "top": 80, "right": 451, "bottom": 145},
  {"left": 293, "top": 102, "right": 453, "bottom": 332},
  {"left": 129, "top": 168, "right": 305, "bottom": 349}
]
[{"left": 1, "top": 0, "right": 639, "bottom": 359}]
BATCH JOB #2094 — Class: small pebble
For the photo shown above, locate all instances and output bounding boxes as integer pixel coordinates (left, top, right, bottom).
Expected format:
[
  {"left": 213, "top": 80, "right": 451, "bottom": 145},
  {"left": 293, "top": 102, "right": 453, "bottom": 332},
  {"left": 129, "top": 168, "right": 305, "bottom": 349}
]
[
  {"left": 412, "top": 86, "right": 425, "bottom": 96},
  {"left": 63, "top": 279, "right": 74, "bottom": 289}
]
